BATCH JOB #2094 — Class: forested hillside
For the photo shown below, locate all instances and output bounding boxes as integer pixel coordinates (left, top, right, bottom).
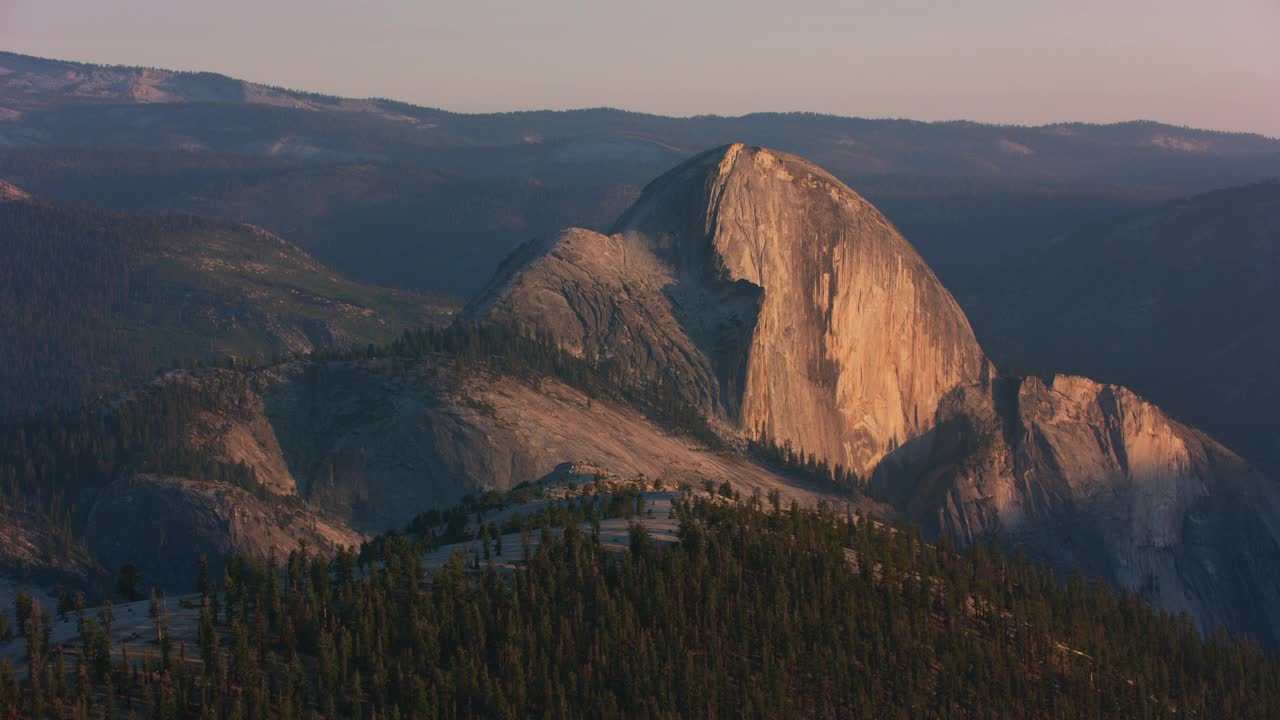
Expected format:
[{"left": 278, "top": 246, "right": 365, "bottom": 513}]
[
  {"left": 0, "top": 369, "right": 329, "bottom": 584},
  {"left": 0, "top": 321, "right": 738, "bottom": 585},
  {"left": 0, "top": 193, "right": 447, "bottom": 412},
  {"left": 1, "top": 491, "right": 1276, "bottom": 719}
]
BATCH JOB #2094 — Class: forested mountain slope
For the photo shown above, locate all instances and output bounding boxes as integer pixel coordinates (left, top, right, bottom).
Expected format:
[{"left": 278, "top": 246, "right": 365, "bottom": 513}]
[
  {"left": 0, "top": 186, "right": 447, "bottom": 411},
  {"left": 3, "top": 491, "right": 1278, "bottom": 718},
  {"left": 0, "top": 323, "right": 844, "bottom": 593}
]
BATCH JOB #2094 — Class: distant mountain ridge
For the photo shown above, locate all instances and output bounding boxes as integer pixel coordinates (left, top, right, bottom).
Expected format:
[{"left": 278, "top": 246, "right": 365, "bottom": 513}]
[
  {"left": 0, "top": 50, "right": 431, "bottom": 120},
  {"left": 3, "top": 47, "right": 1276, "bottom": 179},
  {"left": 2, "top": 50, "right": 1276, "bottom": 145},
  {"left": 3, "top": 50, "right": 1279, "bottom": 300}
]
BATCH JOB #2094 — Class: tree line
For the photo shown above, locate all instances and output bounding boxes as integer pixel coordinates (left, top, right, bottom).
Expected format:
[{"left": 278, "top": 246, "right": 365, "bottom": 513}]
[{"left": 3, "top": 491, "right": 1278, "bottom": 718}]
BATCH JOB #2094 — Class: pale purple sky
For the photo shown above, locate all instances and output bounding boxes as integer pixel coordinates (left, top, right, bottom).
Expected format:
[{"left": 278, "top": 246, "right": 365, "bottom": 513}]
[{"left": 4, "top": 0, "right": 1278, "bottom": 136}]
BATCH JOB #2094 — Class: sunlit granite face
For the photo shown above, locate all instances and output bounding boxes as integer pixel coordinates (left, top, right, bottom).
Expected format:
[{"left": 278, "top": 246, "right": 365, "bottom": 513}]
[{"left": 472, "top": 143, "right": 1280, "bottom": 647}]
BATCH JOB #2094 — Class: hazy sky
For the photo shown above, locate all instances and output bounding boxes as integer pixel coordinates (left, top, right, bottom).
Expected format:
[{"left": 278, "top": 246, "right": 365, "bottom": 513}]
[{"left": 4, "top": 0, "right": 1278, "bottom": 136}]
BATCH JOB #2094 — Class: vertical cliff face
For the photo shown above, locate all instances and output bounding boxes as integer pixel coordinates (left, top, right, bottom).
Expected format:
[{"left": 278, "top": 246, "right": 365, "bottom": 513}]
[
  {"left": 877, "top": 372, "right": 1280, "bottom": 647},
  {"left": 470, "top": 143, "right": 1280, "bottom": 645},
  {"left": 1005, "top": 376, "right": 1280, "bottom": 646},
  {"left": 613, "top": 144, "right": 990, "bottom": 475},
  {"left": 83, "top": 475, "right": 362, "bottom": 590},
  {"left": 471, "top": 145, "right": 992, "bottom": 476}
]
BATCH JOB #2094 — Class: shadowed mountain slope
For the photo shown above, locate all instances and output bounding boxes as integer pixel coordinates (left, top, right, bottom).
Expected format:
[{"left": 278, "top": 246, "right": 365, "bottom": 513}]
[
  {"left": 0, "top": 184, "right": 448, "bottom": 411},
  {"left": 967, "top": 179, "right": 1280, "bottom": 477}
]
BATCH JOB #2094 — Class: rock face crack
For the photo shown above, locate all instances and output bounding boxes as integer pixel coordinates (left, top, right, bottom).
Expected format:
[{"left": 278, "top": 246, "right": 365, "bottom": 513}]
[{"left": 613, "top": 144, "right": 988, "bottom": 475}]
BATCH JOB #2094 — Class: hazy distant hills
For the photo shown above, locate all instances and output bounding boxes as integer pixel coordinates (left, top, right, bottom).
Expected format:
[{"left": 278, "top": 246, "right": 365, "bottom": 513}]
[
  {"left": 3, "top": 50, "right": 1279, "bottom": 299},
  {"left": 969, "top": 179, "right": 1280, "bottom": 476},
  {"left": 0, "top": 184, "right": 448, "bottom": 411},
  {"left": 4, "top": 49, "right": 1277, "bottom": 169}
]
